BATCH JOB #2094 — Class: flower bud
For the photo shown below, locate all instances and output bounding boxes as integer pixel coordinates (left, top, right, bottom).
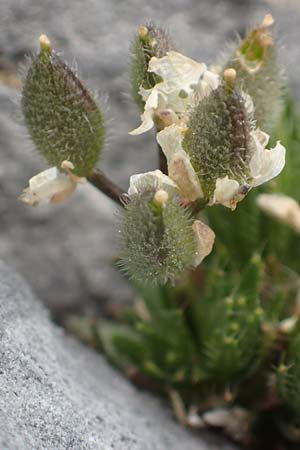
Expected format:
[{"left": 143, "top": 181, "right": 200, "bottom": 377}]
[
  {"left": 22, "top": 35, "right": 105, "bottom": 177},
  {"left": 130, "top": 23, "right": 172, "bottom": 110},
  {"left": 119, "top": 170, "right": 214, "bottom": 285},
  {"left": 224, "top": 14, "right": 283, "bottom": 131}
]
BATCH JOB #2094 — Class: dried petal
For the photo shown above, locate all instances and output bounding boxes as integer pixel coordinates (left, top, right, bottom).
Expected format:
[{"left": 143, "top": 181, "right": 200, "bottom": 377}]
[
  {"left": 19, "top": 160, "right": 85, "bottom": 207},
  {"left": 257, "top": 193, "right": 300, "bottom": 233},
  {"left": 157, "top": 125, "right": 203, "bottom": 201},
  {"left": 192, "top": 220, "right": 215, "bottom": 266}
]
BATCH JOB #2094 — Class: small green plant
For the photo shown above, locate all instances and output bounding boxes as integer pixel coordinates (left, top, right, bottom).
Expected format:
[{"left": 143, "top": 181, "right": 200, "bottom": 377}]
[{"left": 19, "top": 15, "right": 300, "bottom": 449}]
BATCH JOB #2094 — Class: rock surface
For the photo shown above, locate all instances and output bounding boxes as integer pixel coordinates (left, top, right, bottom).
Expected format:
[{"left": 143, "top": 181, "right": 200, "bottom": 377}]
[
  {"left": 0, "top": 261, "right": 240, "bottom": 450},
  {"left": 0, "top": 0, "right": 299, "bottom": 314}
]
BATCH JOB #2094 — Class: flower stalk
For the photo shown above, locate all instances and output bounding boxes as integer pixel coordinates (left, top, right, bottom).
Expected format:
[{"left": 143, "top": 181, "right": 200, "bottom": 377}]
[{"left": 87, "top": 170, "right": 125, "bottom": 207}]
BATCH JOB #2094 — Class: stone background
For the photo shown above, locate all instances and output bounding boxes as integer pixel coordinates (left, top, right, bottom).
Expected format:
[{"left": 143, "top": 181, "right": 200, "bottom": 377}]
[
  {"left": 0, "top": 262, "right": 240, "bottom": 450},
  {"left": 0, "top": 0, "right": 299, "bottom": 316}
]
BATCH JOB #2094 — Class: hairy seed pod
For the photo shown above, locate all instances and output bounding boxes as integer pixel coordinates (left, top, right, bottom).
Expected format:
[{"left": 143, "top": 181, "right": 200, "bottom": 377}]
[
  {"left": 182, "top": 79, "right": 254, "bottom": 202},
  {"left": 119, "top": 190, "right": 196, "bottom": 285},
  {"left": 22, "top": 35, "right": 105, "bottom": 177},
  {"left": 130, "top": 23, "right": 173, "bottom": 110},
  {"left": 224, "top": 14, "right": 283, "bottom": 131}
]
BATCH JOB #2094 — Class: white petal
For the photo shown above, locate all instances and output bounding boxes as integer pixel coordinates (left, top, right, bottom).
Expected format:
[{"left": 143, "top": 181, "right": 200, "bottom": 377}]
[
  {"left": 192, "top": 220, "right": 215, "bottom": 267},
  {"left": 212, "top": 176, "right": 247, "bottom": 210},
  {"left": 149, "top": 51, "right": 206, "bottom": 93},
  {"left": 130, "top": 83, "right": 167, "bottom": 135},
  {"left": 157, "top": 124, "right": 203, "bottom": 201},
  {"left": 249, "top": 130, "right": 285, "bottom": 187},
  {"left": 130, "top": 51, "right": 219, "bottom": 135},
  {"left": 19, "top": 167, "right": 76, "bottom": 207},
  {"left": 257, "top": 193, "right": 300, "bottom": 233},
  {"left": 128, "top": 169, "right": 178, "bottom": 196},
  {"left": 252, "top": 128, "right": 270, "bottom": 148},
  {"left": 156, "top": 124, "right": 185, "bottom": 160},
  {"left": 129, "top": 109, "right": 155, "bottom": 135},
  {"left": 138, "top": 85, "right": 153, "bottom": 103},
  {"left": 142, "top": 85, "right": 163, "bottom": 109},
  {"left": 190, "top": 69, "right": 220, "bottom": 107},
  {"left": 203, "top": 70, "right": 220, "bottom": 90}
]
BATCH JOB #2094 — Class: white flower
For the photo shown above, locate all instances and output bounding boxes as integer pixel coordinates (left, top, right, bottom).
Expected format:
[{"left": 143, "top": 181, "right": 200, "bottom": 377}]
[
  {"left": 248, "top": 129, "right": 286, "bottom": 187},
  {"left": 212, "top": 129, "right": 285, "bottom": 210},
  {"left": 129, "top": 51, "right": 219, "bottom": 135},
  {"left": 212, "top": 176, "right": 249, "bottom": 210},
  {"left": 257, "top": 193, "right": 300, "bottom": 233},
  {"left": 128, "top": 169, "right": 178, "bottom": 196},
  {"left": 19, "top": 161, "right": 85, "bottom": 207},
  {"left": 156, "top": 124, "right": 203, "bottom": 201}
]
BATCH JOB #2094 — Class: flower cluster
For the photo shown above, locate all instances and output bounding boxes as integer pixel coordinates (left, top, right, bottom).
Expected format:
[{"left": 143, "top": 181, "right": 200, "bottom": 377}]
[
  {"left": 122, "top": 15, "right": 285, "bottom": 281},
  {"left": 130, "top": 40, "right": 285, "bottom": 211},
  {"left": 20, "top": 15, "right": 286, "bottom": 284}
]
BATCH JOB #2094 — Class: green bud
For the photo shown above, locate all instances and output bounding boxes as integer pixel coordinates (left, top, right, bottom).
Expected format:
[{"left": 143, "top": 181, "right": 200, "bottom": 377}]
[
  {"left": 182, "top": 76, "right": 253, "bottom": 202},
  {"left": 22, "top": 35, "right": 105, "bottom": 177},
  {"left": 224, "top": 14, "right": 283, "bottom": 131},
  {"left": 130, "top": 23, "right": 173, "bottom": 110},
  {"left": 119, "top": 189, "right": 196, "bottom": 285}
]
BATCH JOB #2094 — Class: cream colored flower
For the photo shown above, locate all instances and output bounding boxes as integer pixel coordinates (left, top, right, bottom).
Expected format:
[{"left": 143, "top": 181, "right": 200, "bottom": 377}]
[
  {"left": 156, "top": 124, "right": 203, "bottom": 201},
  {"left": 128, "top": 169, "right": 178, "bottom": 197},
  {"left": 212, "top": 176, "right": 249, "bottom": 210},
  {"left": 19, "top": 161, "right": 85, "bottom": 207},
  {"left": 248, "top": 129, "right": 286, "bottom": 187},
  {"left": 212, "top": 129, "right": 285, "bottom": 209},
  {"left": 257, "top": 193, "right": 300, "bottom": 233},
  {"left": 130, "top": 51, "right": 219, "bottom": 135}
]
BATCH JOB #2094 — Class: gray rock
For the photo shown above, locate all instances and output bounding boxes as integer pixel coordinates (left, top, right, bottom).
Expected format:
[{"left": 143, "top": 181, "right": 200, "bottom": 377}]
[
  {"left": 0, "top": 0, "right": 299, "bottom": 314},
  {"left": 0, "top": 261, "right": 240, "bottom": 450}
]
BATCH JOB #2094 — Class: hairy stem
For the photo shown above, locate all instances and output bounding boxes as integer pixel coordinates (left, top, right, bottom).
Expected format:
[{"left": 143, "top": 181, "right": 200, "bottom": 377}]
[{"left": 87, "top": 169, "right": 125, "bottom": 207}]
